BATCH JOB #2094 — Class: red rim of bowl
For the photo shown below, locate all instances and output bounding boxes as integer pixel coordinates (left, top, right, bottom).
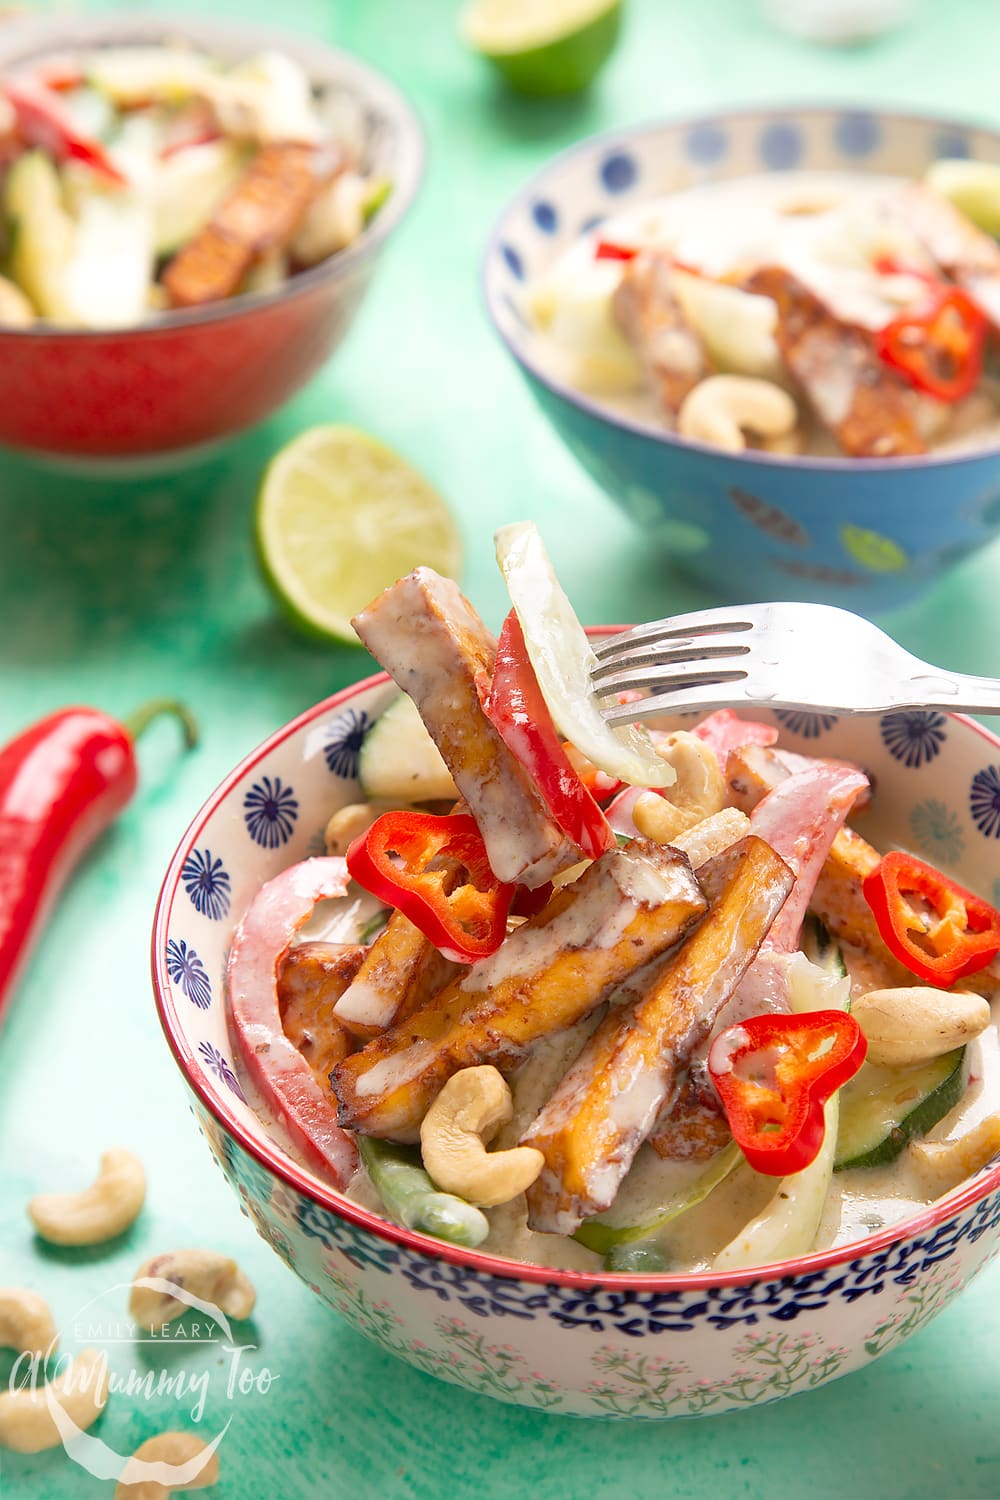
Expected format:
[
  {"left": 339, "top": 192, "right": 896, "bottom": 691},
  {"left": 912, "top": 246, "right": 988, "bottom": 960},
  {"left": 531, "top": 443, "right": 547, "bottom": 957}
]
[
  {"left": 482, "top": 101, "right": 1000, "bottom": 475},
  {"left": 151, "top": 648, "right": 1000, "bottom": 1292}
]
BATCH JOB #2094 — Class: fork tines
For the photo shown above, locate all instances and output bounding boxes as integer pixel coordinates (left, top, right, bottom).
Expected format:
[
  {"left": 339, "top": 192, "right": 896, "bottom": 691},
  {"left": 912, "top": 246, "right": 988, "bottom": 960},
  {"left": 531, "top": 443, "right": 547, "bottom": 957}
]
[{"left": 591, "top": 615, "right": 754, "bottom": 714}]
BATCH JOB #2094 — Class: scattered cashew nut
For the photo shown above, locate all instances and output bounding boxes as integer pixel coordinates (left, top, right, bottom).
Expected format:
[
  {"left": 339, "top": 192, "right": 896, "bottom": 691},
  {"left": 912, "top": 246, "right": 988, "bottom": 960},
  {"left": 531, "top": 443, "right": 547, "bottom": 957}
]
[
  {"left": 325, "top": 800, "right": 401, "bottom": 856},
  {"left": 853, "top": 987, "right": 991, "bottom": 1068},
  {"left": 129, "top": 1250, "right": 256, "bottom": 1333},
  {"left": 28, "top": 1147, "right": 146, "bottom": 1246},
  {"left": 0, "top": 1347, "right": 108, "bottom": 1453},
  {"left": 677, "top": 375, "right": 798, "bottom": 453},
  {"left": 420, "top": 1067, "right": 544, "bottom": 1207},
  {"left": 115, "top": 1430, "right": 220, "bottom": 1498},
  {"left": 909, "top": 1112, "right": 1000, "bottom": 1197},
  {"left": 633, "top": 732, "right": 726, "bottom": 845},
  {"left": 0, "top": 1289, "right": 58, "bottom": 1359}
]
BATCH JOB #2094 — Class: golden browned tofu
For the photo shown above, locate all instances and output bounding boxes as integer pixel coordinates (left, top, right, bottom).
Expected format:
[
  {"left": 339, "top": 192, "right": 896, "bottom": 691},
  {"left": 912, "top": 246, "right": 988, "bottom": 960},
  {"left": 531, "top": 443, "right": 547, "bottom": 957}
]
[
  {"left": 329, "top": 839, "right": 708, "bottom": 1141},
  {"left": 745, "top": 266, "right": 925, "bottom": 458},
  {"left": 333, "top": 909, "right": 461, "bottom": 1039},
  {"left": 278, "top": 941, "right": 364, "bottom": 1088},
  {"left": 726, "top": 742, "right": 872, "bottom": 814},
  {"left": 163, "top": 143, "right": 340, "bottom": 308},
  {"left": 613, "top": 251, "right": 709, "bottom": 415},
  {"left": 522, "top": 835, "right": 794, "bottom": 1234},
  {"left": 352, "top": 568, "right": 580, "bottom": 888}
]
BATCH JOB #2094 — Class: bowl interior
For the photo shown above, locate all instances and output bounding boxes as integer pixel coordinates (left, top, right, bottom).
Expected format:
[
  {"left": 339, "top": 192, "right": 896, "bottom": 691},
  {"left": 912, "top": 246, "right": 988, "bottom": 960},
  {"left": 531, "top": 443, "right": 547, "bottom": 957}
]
[
  {"left": 484, "top": 106, "right": 1000, "bottom": 445},
  {"left": 154, "top": 673, "right": 1000, "bottom": 1284}
]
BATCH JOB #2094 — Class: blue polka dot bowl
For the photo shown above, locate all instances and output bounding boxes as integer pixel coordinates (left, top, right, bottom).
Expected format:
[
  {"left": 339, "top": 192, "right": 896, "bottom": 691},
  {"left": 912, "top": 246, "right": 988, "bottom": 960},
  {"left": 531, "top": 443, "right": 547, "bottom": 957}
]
[
  {"left": 483, "top": 107, "right": 1000, "bottom": 613},
  {"left": 152, "top": 666, "right": 1000, "bottom": 1417}
]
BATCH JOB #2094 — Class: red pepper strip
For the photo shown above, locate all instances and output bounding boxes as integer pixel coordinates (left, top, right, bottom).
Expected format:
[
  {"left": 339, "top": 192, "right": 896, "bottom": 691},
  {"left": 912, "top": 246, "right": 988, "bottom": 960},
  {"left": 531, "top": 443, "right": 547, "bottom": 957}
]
[
  {"left": 872, "top": 254, "right": 936, "bottom": 282},
  {"left": 346, "top": 811, "right": 515, "bottom": 964},
  {"left": 483, "top": 611, "right": 615, "bottom": 861},
  {"left": 595, "top": 240, "right": 638, "bottom": 261},
  {"left": 0, "top": 699, "right": 196, "bottom": 1022},
  {"left": 708, "top": 1011, "right": 867, "bottom": 1176},
  {"left": 226, "top": 858, "right": 358, "bottom": 1186},
  {"left": 862, "top": 851, "right": 1000, "bottom": 986},
  {"left": 3, "top": 78, "right": 127, "bottom": 185},
  {"left": 691, "top": 709, "right": 779, "bottom": 761},
  {"left": 876, "top": 284, "right": 987, "bottom": 402}
]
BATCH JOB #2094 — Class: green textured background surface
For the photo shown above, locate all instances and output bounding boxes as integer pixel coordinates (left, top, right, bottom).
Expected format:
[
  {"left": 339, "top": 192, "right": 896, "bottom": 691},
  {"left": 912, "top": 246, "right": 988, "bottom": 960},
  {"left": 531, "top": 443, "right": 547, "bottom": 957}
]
[{"left": 3, "top": 0, "right": 1000, "bottom": 1495}]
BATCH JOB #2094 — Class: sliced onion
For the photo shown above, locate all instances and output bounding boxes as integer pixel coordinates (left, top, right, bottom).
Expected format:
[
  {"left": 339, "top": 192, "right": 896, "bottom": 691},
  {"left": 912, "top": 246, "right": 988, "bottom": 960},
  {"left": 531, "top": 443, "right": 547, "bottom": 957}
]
[{"left": 495, "top": 522, "right": 674, "bottom": 789}]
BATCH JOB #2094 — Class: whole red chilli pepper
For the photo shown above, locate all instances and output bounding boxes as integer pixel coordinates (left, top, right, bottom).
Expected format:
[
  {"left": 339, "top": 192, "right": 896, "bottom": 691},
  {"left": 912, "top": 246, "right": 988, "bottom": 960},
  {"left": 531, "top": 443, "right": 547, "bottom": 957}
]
[{"left": 0, "top": 698, "right": 197, "bottom": 1016}]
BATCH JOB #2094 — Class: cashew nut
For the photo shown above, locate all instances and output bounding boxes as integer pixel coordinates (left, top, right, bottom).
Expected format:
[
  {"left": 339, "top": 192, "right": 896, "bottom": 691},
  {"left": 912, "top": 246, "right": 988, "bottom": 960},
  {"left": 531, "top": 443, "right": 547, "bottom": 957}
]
[
  {"left": 129, "top": 1251, "right": 256, "bottom": 1333},
  {"left": 678, "top": 375, "right": 798, "bottom": 452},
  {"left": 0, "top": 1290, "right": 57, "bottom": 1359},
  {"left": 633, "top": 733, "right": 726, "bottom": 845},
  {"left": 0, "top": 1348, "right": 108, "bottom": 1453},
  {"left": 28, "top": 1148, "right": 146, "bottom": 1246},
  {"left": 115, "top": 1430, "right": 220, "bottom": 1498},
  {"left": 853, "top": 988, "right": 991, "bottom": 1068},
  {"left": 420, "top": 1067, "right": 544, "bottom": 1207},
  {"left": 909, "top": 1112, "right": 1000, "bottom": 1197},
  {"left": 324, "top": 800, "right": 401, "bottom": 856}
]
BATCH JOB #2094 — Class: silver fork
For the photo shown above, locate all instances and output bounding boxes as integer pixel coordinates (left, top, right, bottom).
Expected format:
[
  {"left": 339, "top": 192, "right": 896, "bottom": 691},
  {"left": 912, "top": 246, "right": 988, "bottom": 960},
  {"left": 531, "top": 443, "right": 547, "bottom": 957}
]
[{"left": 591, "top": 602, "right": 1000, "bottom": 726}]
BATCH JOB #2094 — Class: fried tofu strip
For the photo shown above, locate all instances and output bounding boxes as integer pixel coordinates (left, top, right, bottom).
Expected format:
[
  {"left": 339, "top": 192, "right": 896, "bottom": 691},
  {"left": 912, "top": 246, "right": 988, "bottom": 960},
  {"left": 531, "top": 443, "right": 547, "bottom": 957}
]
[
  {"left": 352, "top": 568, "right": 580, "bottom": 888},
  {"left": 329, "top": 839, "right": 708, "bottom": 1141},
  {"left": 278, "top": 941, "right": 365, "bottom": 1087},
  {"left": 892, "top": 182, "right": 1000, "bottom": 333},
  {"left": 612, "top": 250, "right": 710, "bottom": 415},
  {"left": 726, "top": 742, "right": 872, "bottom": 815},
  {"left": 333, "top": 910, "right": 461, "bottom": 1039},
  {"left": 163, "top": 142, "right": 341, "bottom": 308},
  {"left": 744, "top": 266, "right": 925, "bottom": 457},
  {"left": 522, "top": 836, "right": 794, "bottom": 1234}
]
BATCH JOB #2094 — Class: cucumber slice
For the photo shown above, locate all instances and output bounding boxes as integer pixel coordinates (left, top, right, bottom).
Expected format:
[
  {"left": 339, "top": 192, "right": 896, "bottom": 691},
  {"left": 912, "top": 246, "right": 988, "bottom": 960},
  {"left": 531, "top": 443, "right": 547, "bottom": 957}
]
[
  {"left": 801, "top": 915, "right": 847, "bottom": 981},
  {"left": 153, "top": 140, "right": 245, "bottom": 257},
  {"left": 358, "top": 694, "right": 457, "bottom": 803},
  {"left": 5, "top": 151, "right": 77, "bottom": 322},
  {"left": 835, "top": 1048, "right": 965, "bottom": 1171}
]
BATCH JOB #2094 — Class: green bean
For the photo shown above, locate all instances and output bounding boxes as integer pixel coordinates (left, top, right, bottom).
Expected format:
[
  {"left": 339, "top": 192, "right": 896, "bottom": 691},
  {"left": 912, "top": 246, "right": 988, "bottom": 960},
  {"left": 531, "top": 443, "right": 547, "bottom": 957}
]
[{"left": 358, "top": 1137, "right": 489, "bottom": 1248}]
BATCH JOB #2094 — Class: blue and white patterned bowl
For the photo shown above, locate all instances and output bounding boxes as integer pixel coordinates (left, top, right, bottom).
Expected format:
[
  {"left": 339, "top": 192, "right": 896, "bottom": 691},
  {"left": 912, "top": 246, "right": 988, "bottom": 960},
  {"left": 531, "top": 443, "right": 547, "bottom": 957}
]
[
  {"left": 152, "top": 662, "right": 1000, "bottom": 1417},
  {"left": 483, "top": 107, "right": 1000, "bottom": 613}
]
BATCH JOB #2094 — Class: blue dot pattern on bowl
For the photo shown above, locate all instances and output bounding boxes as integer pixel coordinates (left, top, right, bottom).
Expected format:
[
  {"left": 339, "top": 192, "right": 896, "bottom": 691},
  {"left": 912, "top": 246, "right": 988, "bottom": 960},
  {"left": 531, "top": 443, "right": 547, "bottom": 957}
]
[
  {"left": 758, "top": 120, "right": 803, "bottom": 170},
  {"left": 502, "top": 243, "right": 525, "bottom": 280},
  {"left": 834, "top": 111, "right": 881, "bottom": 158},
  {"left": 685, "top": 122, "right": 728, "bottom": 165},
  {"left": 934, "top": 131, "right": 971, "bottom": 160},
  {"left": 880, "top": 710, "right": 948, "bottom": 769},
  {"left": 600, "top": 151, "right": 638, "bottom": 193},
  {"left": 532, "top": 200, "right": 558, "bottom": 233}
]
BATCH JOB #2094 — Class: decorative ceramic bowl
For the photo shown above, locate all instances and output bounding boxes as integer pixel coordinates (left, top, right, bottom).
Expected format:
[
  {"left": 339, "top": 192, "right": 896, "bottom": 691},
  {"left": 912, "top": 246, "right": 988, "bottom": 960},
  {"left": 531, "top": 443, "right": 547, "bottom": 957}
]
[
  {"left": 0, "top": 13, "right": 422, "bottom": 464},
  {"left": 483, "top": 107, "right": 1000, "bottom": 613},
  {"left": 152, "top": 657, "right": 1000, "bottom": 1418}
]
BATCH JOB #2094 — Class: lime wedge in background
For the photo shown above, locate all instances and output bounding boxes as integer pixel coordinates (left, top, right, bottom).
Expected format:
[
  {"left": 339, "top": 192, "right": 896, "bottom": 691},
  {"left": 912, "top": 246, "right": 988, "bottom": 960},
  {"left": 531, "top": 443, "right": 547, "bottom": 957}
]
[
  {"left": 925, "top": 159, "right": 1000, "bottom": 238},
  {"left": 256, "top": 426, "right": 461, "bottom": 644},
  {"left": 461, "top": 0, "right": 623, "bottom": 96}
]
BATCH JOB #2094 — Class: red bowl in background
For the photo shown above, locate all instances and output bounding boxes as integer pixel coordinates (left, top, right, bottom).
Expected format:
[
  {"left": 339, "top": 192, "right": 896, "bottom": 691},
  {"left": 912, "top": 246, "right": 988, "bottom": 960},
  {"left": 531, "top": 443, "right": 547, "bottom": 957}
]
[{"left": 0, "top": 13, "right": 424, "bottom": 464}]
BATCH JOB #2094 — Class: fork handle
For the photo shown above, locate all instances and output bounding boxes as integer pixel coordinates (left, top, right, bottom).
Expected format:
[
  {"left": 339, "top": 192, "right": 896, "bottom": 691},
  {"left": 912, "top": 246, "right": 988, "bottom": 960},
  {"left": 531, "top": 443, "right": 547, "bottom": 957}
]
[{"left": 894, "top": 669, "right": 1000, "bottom": 716}]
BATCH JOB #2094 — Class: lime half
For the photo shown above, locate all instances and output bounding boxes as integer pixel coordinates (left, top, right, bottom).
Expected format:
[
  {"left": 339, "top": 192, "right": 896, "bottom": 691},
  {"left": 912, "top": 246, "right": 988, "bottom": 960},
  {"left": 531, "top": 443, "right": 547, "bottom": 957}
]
[
  {"left": 461, "top": 0, "right": 623, "bottom": 96},
  {"left": 256, "top": 426, "right": 461, "bottom": 644}
]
